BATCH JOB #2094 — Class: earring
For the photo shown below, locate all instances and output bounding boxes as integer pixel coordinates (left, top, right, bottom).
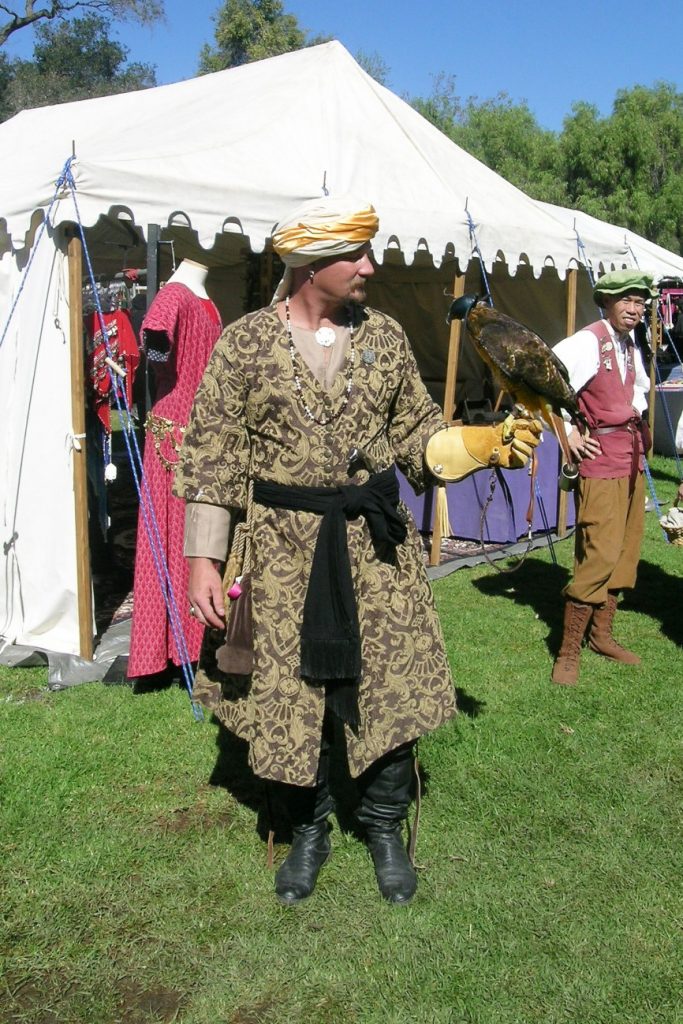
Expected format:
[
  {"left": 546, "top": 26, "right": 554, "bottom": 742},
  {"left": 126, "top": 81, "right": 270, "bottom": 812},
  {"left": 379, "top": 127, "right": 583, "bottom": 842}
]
[{"left": 308, "top": 269, "right": 315, "bottom": 282}]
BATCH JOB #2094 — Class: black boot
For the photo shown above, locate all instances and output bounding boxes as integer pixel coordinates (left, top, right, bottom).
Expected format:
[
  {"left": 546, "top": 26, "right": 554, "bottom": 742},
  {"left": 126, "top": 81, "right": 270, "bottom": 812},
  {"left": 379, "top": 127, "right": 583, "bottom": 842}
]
[
  {"left": 274, "top": 741, "right": 332, "bottom": 906},
  {"left": 357, "top": 744, "right": 417, "bottom": 905}
]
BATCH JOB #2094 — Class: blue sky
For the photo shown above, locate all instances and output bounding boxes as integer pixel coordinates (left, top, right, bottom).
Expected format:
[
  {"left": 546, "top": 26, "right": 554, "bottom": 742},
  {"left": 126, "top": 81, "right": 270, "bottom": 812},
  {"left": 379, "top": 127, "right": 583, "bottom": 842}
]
[{"left": 3, "top": 0, "right": 681, "bottom": 130}]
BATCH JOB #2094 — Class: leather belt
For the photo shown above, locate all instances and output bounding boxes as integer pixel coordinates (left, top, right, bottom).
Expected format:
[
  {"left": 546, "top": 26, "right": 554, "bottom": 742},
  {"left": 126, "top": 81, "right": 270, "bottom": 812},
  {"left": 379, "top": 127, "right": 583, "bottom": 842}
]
[
  {"left": 590, "top": 422, "right": 640, "bottom": 492},
  {"left": 592, "top": 424, "right": 632, "bottom": 435}
]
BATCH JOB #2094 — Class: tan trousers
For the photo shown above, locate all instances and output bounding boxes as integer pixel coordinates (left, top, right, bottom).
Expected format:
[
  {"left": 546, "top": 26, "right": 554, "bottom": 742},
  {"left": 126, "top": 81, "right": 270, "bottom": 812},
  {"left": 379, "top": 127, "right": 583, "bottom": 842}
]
[{"left": 565, "top": 473, "right": 645, "bottom": 605}]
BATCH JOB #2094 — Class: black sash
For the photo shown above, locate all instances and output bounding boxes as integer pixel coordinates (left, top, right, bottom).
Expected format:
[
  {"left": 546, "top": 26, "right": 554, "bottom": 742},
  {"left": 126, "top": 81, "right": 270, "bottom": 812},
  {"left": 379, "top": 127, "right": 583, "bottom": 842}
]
[{"left": 254, "top": 467, "right": 407, "bottom": 732}]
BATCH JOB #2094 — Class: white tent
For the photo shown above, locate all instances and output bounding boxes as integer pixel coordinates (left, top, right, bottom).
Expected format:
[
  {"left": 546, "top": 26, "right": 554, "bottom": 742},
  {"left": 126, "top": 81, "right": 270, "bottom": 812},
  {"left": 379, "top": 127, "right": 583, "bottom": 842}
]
[
  {"left": 0, "top": 41, "right": 674, "bottom": 660},
  {"left": 536, "top": 200, "right": 683, "bottom": 283}
]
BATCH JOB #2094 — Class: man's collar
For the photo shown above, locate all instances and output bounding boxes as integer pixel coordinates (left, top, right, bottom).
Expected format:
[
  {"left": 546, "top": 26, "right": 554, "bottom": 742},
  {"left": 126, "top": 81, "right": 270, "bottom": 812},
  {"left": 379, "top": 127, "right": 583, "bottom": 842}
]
[{"left": 604, "top": 319, "right": 633, "bottom": 345}]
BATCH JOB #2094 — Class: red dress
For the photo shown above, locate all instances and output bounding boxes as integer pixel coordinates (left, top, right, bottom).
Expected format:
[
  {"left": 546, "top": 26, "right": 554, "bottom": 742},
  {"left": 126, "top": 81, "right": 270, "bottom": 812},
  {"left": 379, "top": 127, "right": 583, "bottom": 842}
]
[
  {"left": 85, "top": 310, "right": 140, "bottom": 432},
  {"left": 128, "top": 284, "right": 222, "bottom": 677}
]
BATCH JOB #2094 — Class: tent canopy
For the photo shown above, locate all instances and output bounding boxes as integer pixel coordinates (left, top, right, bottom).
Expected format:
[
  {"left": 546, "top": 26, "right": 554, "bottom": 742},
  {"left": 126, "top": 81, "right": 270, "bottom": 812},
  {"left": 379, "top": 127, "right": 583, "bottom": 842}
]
[
  {"left": 536, "top": 201, "right": 683, "bottom": 283},
  {"left": 1, "top": 39, "right": 588, "bottom": 276}
]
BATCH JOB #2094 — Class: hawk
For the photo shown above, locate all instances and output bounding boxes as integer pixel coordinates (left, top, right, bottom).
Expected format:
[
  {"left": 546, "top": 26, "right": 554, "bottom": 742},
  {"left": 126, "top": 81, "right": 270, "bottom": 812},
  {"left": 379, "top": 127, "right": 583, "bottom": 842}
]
[{"left": 448, "top": 294, "right": 587, "bottom": 467}]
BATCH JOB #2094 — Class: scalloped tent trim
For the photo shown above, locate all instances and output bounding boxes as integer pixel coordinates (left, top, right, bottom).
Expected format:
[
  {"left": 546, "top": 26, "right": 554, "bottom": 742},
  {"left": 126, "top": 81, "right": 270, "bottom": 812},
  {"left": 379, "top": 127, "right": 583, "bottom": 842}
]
[{"left": 0, "top": 39, "right": 648, "bottom": 281}]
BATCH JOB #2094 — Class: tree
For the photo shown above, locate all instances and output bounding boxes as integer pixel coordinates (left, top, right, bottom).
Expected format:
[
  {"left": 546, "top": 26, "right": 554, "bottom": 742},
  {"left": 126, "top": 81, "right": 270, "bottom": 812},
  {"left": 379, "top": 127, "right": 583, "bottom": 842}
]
[
  {"left": 452, "top": 95, "right": 566, "bottom": 206},
  {"left": 1, "top": 13, "right": 155, "bottom": 117},
  {"left": 0, "top": 1, "right": 164, "bottom": 47},
  {"left": 198, "top": 0, "right": 310, "bottom": 73},
  {"left": 411, "top": 74, "right": 465, "bottom": 137},
  {"left": 412, "top": 77, "right": 683, "bottom": 253},
  {"left": 561, "top": 84, "right": 683, "bottom": 253},
  {"left": 0, "top": 50, "right": 13, "bottom": 119},
  {"left": 355, "top": 49, "right": 390, "bottom": 87},
  {"left": 412, "top": 78, "right": 566, "bottom": 205}
]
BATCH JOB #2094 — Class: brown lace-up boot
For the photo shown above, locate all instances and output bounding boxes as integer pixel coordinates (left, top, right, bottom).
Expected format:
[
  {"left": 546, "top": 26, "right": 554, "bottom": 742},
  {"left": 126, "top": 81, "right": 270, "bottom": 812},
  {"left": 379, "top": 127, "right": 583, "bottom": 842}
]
[
  {"left": 587, "top": 592, "right": 641, "bottom": 665},
  {"left": 551, "top": 599, "right": 594, "bottom": 686}
]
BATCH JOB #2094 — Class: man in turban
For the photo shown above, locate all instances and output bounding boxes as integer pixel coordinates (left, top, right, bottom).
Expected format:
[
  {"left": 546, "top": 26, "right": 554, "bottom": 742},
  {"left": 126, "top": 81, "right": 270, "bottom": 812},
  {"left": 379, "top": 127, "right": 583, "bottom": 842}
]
[
  {"left": 550, "top": 269, "right": 656, "bottom": 686},
  {"left": 175, "top": 195, "right": 541, "bottom": 906}
]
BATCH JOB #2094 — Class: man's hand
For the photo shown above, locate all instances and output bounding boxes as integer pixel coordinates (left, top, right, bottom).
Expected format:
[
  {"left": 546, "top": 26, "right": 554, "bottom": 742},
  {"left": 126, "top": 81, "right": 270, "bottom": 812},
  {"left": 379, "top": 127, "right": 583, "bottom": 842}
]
[
  {"left": 567, "top": 426, "right": 601, "bottom": 462},
  {"left": 498, "top": 415, "right": 544, "bottom": 468},
  {"left": 188, "top": 557, "right": 225, "bottom": 630}
]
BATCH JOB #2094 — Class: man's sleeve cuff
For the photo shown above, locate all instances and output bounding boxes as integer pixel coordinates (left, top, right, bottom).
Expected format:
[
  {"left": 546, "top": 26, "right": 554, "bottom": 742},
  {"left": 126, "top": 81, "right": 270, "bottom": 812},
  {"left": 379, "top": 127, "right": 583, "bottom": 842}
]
[{"left": 183, "top": 502, "right": 231, "bottom": 561}]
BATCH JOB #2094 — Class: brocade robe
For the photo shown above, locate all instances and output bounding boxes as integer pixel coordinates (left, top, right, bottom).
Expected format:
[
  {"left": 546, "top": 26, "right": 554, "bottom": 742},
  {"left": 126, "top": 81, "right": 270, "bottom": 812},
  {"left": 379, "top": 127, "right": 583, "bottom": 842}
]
[{"left": 175, "top": 304, "right": 456, "bottom": 786}]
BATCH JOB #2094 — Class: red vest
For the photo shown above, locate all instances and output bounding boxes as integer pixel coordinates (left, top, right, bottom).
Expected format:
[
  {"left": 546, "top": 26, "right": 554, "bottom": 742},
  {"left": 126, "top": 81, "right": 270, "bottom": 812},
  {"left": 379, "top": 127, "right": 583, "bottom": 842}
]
[{"left": 578, "top": 321, "right": 644, "bottom": 479}]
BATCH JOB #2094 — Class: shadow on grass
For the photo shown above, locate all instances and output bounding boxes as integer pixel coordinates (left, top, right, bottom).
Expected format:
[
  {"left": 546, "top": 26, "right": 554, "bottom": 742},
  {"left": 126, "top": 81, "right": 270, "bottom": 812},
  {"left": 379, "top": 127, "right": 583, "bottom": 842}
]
[
  {"left": 206, "top": 714, "right": 433, "bottom": 846},
  {"left": 471, "top": 558, "right": 571, "bottom": 656},
  {"left": 454, "top": 686, "right": 486, "bottom": 718},
  {"left": 471, "top": 549, "right": 683, "bottom": 650},
  {"left": 649, "top": 463, "right": 680, "bottom": 485},
  {"left": 207, "top": 720, "right": 274, "bottom": 840},
  {"left": 622, "top": 559, "right": 683, "bottom": 646}
]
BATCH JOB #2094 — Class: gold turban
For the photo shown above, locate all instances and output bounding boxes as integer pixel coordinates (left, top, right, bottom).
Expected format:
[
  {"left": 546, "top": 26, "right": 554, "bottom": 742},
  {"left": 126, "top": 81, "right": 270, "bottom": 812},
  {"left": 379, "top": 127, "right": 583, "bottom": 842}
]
[{"left": 271, "top": 195, "right": 379, "bottom": 301}]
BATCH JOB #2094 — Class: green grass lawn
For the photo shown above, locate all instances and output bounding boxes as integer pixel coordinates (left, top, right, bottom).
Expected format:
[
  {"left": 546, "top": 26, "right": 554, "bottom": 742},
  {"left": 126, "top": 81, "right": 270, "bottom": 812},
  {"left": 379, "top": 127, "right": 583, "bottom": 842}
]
[{"left": 1, "top": 457, "right": 681, "bottom": 1024}]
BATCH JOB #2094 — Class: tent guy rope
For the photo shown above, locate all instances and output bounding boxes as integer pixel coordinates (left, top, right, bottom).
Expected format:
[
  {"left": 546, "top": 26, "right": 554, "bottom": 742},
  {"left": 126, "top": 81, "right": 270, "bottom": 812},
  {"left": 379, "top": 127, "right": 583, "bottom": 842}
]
[{"left": 3, "top": 155, "right": 203, "bottom": 720}]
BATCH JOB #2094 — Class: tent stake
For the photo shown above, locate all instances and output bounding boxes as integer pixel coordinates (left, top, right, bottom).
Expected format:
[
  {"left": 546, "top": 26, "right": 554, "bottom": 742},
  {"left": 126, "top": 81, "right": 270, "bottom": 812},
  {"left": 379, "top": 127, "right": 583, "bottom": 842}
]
[{"left": 67, "top": 232, "right": 94, "bottom": 660}]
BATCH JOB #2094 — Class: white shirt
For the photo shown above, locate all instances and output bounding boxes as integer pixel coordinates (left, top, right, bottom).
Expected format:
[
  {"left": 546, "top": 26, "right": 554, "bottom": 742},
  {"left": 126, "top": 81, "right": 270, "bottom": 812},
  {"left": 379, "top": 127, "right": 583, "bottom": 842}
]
[{"left": 553, "top": 318, "right": 650, "bottom": 420}]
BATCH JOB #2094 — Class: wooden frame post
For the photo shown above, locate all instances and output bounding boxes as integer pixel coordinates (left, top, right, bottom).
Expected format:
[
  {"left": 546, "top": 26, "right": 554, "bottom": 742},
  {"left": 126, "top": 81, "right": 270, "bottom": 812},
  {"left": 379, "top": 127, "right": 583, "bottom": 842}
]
[
  {"left": 260, "top": 246, "right": 274, "bottom": 308},
  {"left": 442, "top": 271, "right": 466, "bottom": 423},
  {"left": 429, "top": 269, "right": 465, "bottom": 566},
  {"left": 557, "top": 268, "right": 578, "bottom": 539},
  {"left": 68, "top": 233, "right": 94, "bottom": 660}
]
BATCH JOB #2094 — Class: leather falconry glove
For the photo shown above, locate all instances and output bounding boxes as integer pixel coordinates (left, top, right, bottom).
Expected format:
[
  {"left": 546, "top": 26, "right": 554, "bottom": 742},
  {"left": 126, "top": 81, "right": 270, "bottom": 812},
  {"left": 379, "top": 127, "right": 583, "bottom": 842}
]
[{"left": 425, "top": 415, "right": 543, "bottom": 483}]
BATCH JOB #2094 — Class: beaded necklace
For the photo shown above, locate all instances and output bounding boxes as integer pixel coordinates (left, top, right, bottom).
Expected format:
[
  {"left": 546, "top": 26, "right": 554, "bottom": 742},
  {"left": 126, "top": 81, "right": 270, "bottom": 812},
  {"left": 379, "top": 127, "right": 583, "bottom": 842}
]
[{"left": 285, "top": 296, "right": 355, "bottom": 426}]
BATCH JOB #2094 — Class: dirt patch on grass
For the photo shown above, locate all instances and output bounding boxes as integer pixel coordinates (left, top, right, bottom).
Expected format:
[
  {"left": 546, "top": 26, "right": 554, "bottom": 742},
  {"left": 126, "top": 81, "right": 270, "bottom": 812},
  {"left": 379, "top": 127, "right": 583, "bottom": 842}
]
[
  {"left": 154, "top": 800, "right": 233, "bottom": 833},
  {"left": 2, "top": 688, "right": 49, "bottom": 706},
  {"left": 0, "top": 972, "right": 186, "bottom": 1024},
  {"left": 228, "top": 996, "right": 279, "bottom": 1024},
  {"left": 117, "top": 979, "right": 185, "bottom": 1022},
  {"left": 0, "top": 972, "right": 70, "bottom": 1024}
]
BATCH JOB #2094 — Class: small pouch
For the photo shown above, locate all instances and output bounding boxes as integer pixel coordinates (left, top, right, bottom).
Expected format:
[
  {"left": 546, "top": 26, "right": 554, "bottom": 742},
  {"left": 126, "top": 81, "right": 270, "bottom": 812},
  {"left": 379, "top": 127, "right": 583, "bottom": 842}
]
[{"left": 216, "top": 483, "right": 254, "bottom": 676}]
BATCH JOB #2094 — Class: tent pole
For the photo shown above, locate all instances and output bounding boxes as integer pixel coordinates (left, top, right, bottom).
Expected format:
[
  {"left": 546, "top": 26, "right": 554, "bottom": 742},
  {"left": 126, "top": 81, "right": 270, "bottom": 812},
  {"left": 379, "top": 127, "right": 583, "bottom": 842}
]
[
  {"left": 442, "top": 270, "right": 466, "bottom": 423},
  {"left": 260, "top": 245, "right": 273, "bottom": 308},
  {"left": 648, "top": 300, "right": 658, "bottom": 451},
  {"left": 144, "top": 223, "right": 161, "bottom": 418},
  {"left": 557, "top": 268, "right": 578, "bottom": 539},
  {"left": 68, "top": 233, "right": 94, "bottom": 661},
  {"left": 429, "top": 268, "right": 465, "bottom": 566}
]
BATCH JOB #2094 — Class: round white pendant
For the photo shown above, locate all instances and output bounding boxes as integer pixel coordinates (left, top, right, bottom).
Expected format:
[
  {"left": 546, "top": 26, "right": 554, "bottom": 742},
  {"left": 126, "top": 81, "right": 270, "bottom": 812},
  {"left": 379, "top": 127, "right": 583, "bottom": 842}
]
[{"left": 314, "top": 326, "right": 336, "bottom": 348}]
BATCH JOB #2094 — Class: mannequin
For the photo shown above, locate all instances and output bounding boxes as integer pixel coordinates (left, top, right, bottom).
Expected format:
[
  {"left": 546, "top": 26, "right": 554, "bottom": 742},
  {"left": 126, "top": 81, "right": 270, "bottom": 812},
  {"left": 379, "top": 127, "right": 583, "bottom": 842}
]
[
  {"left": 165, "top": 259, "right": 210, "bottom": 299},
  {"left": 127, "top": 260, "right": 222, "bottom": 688}
]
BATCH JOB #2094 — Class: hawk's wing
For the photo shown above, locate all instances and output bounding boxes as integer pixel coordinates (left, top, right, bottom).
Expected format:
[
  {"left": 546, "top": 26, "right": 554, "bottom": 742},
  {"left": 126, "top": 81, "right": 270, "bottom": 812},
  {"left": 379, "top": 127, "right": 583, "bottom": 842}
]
[{"left": 471, "top": 309, "right": 577, "bottom": 412}]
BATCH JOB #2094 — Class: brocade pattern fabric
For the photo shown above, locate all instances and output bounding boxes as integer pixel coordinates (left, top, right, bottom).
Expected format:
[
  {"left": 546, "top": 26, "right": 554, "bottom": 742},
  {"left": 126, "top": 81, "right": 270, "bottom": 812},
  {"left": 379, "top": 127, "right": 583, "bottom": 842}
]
[{"left": 175, "top": 304, "right": 456, "bottom": 785}]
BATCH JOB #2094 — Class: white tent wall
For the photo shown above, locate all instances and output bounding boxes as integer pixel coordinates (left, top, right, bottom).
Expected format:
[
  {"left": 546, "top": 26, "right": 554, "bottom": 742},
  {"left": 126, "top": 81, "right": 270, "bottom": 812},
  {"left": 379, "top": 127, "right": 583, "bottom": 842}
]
[{"left": 0, "top": 229, "right": 84, "bottom": 655}]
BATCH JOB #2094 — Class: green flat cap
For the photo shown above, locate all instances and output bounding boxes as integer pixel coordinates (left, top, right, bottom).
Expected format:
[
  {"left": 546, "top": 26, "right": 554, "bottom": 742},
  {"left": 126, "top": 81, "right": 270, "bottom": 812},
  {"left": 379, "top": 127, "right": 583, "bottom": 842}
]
[{"left": 593, "top": 269, "right": 658, "bottom": 303}]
